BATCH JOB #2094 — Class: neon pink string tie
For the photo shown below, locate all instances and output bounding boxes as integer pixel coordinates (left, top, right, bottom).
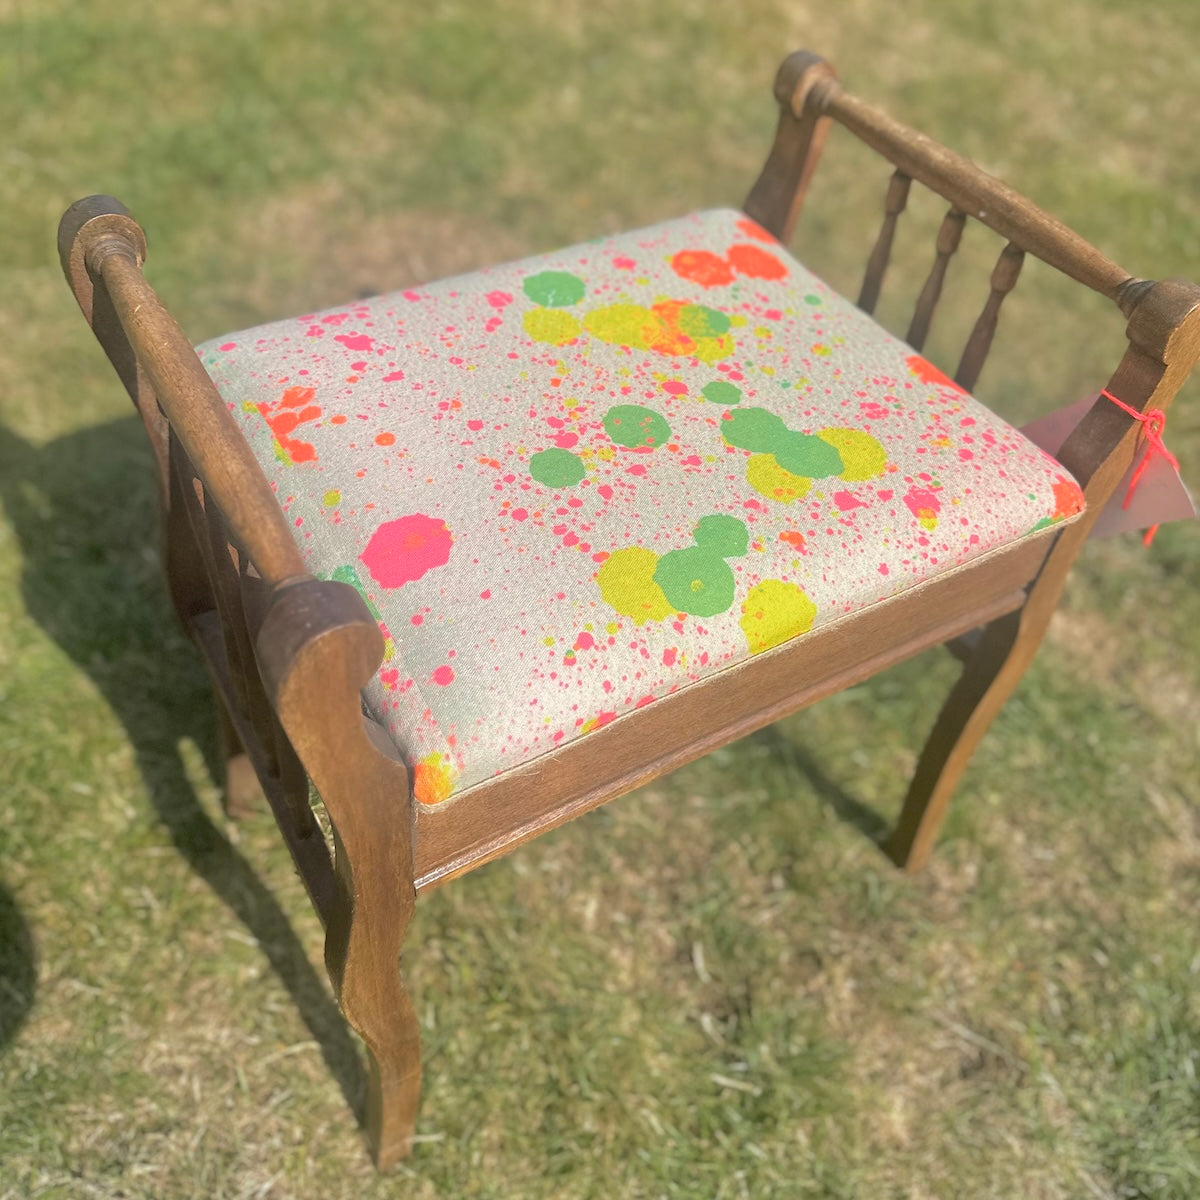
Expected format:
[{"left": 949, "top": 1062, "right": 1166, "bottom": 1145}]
[{"left": 1101, "top": 388, "right": 1182, "bottom": 546}]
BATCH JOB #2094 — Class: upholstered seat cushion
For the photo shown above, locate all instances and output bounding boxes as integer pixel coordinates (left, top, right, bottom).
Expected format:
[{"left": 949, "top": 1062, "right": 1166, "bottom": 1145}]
[{"left": 198, "top": 209, "right": 1083, "bottom": 807}]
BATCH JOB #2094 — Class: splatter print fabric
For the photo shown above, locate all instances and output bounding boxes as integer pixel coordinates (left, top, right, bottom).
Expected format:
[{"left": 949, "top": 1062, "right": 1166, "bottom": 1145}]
[{"left": 198, "top": 209, "right": 1083, "bottom": 807}]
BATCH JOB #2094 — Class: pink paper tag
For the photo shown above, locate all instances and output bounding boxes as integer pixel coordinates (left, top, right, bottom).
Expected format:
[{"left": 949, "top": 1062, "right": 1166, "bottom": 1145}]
[{"left": 1021, "top": 395, "right": 1196, "bottom": 539}]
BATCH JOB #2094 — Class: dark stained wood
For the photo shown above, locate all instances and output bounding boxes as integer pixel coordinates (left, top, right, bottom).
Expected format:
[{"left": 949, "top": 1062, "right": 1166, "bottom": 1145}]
[
  {"left": 905, "top": 207, "right": 966, "bottom": 350},
  {"left": 743, "top": 51, "right": 838, "bottom": 241},
  {"left": 256, "top": 580, "right": 420, "bottom": 1169},
  {"left": 858, "top": 169, "right": 911, "bottom": 314},
  {"left": 57, "top": 52, "right": 1200, "bottom": 1171},
  {"left": 955, "top": 242, "right": 1025, "bottom": 391}
]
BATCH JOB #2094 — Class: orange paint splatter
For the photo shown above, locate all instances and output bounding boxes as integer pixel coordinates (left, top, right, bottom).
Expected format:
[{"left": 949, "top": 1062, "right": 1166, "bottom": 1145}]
[
  {"left": 736, "top": 217, "right": 776, "bottom": 243},
  {"left": 779, "top": 530, "right": 806, "bottom": 551},
  {"left": 1051, "top": 474, "right": 1085, "bottom": 519},
  {"left": 413, "top": 752, "right": 455, "bottom": 805},
  {"left": 670, "top": 249, "right": 735, "bottom": 288},
  {"left": 906, "top": 354, "right": 966, "bottom": 394},
  {"left": 375, "top": 432, "right": 396, "bottom": 446},
  {"left": 726, "top": 243, "right": 786, "bottom": 280},
  {"left": 256, "top": 386, "right": 322, "bottom": 463}
]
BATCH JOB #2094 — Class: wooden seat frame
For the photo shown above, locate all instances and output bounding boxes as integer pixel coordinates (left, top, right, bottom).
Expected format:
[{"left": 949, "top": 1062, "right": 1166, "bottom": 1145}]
[{"left": 59, "top": 50, "right": 1200, "bottom": 1169}]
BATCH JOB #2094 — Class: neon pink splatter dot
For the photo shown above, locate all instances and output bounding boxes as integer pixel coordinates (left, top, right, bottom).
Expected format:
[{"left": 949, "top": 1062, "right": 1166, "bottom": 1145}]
[
  {"left": 878, "top": 564, "right": 890, "bottom": 576},
  {"left": 661, "top": 381, "right": 688, "bottom": 396},
  {"left": 334, "top": 333, "right": 375, "bottom": 352},
  {"left": 597, "top": 484, "right": 613, "bottom": 500},
  {"left": 833, "top": 490, "right": 866, "bottom": 512},
  {"left": 361, "top": 514, "right": 452, "bottom": 589},
  {"left": 480, "top": 589, "right": 491, "bottom": 599},
  {"left": 662, "top": 648, "right": 677, "bottom": 667},
  {"left": 383, "top": 370, "right": 405, "bottom": 382},
  {"left": 626, "top": 464, "right": 648, "bottom": 476},
  {"left": 410, "top": 614, "right": 423, "bottom": 626},
  {"left": 512, "top": 508, "right": 528, "bottom": 522},
  {"left": 575, "top": 632, "right": 595, "bottom": 650},
  {"left": 432, "top": 665, "right": 455, "bottom": 686},
  {"left": 468, "top": 419, "right": 484, "bottom": 431},
  {"left": 219, "top": 342, "right": 237, "bottom": 351},
  {"left": 380, "top": 668, "right": 400, "bottom": 689},
  {"left": 486, "top": 290, "right": 514, "bottom": 309},
  {"left": 613, "top": 255, "right": 636, "bottom": 270},
  {"left": 553, "top": 432, "right": 579, "bottom": 449}
]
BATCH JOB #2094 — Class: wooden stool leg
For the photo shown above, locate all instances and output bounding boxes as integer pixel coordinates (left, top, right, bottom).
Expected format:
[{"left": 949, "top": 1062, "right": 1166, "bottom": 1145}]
[
  {"left": 884, "top": 607, "right": 1039, "bottom": 872},
  {"left": 325, "top": 846, "right": 422, "bottom": 1169},
  {"left": 215, "top": 698, "right": 262, "bottom": 820}
]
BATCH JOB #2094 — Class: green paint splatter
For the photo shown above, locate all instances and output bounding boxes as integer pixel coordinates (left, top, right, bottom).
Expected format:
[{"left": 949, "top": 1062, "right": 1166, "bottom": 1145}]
[
  {"left": 804, "top": 294, "right": 822, "bottom": 305},
  {"left": 678, "top": 304, "right": 732, "bottom": 338},
  {"left": 529, "top": 447, "right": 586, "bottom": 487},
  {"left": 323, "top": 490, "right": 342, "bottom": 507},
  {"left": 720, "top": 406, "right": 789, "bottom": 453},
  {"left": 603, "top": 404, "right": 671, "bottom": 449},
  {"left": 693, "top": 514, "right": 749, "bottom": 558},
  {"left": 774, "top": 431, "right": 843, "bottom": 478},
  {"left": 523, "top": 270, "right": 586, "bottom": 307},
  {"left": 654, "top": 546, "right": 735, "bottom": 617},
  {"left": 702, "top": 380, "right": 742, "bottom": 406}
]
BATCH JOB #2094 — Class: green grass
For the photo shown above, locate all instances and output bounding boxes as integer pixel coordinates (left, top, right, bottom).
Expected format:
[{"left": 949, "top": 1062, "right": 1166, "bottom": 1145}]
[{"left": 2, "top": 1, "right": 1199, "bottom": 1196}]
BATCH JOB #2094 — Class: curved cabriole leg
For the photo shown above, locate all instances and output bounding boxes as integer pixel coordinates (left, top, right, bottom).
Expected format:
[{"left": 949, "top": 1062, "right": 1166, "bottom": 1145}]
[
  {"left": 883, "top": 610, "right": 1030, "bottom": 872},
  {"left": 257, "top": 578, "right": 422, "bottom": 1167},
  {"left": 325, "top": 824, "right": 422, "bottom": 1168}
]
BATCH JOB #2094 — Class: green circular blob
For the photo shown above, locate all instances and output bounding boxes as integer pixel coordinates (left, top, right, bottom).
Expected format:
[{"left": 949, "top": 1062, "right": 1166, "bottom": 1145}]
[
  {"left": 603, "top": 404, "right": 672, "bottom": 449},
  {"left": 678, "top": 304, "right": 732, "bottom": 338},
  {"left": 693, "top": 514, "right": 749, "bottom": 558},
  {"left": 522, "top": 270, "right": 586, "bottom": 308},
  {"left": 720, "top": 406, "right": 789, "bottom": 453},
  {"left": 774, "top": 430, "right": 844, "bottom": 478},
  {"left": 529, "top": 447, "right": 586, "bottom": 487},
  {"left": 701, "top": 380, "right": 743, "bottom": 406},
  {"left": 654, "top": 547, "right": 736, "bottom": 617},
  {"left": 804, "top": 293, "right": 822, "bottom": 305}
]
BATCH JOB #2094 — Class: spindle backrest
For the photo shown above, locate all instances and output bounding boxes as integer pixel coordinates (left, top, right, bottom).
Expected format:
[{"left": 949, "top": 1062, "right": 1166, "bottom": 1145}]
[{"left": 745, "top": 52, "right": 1154, "bottom": 400}]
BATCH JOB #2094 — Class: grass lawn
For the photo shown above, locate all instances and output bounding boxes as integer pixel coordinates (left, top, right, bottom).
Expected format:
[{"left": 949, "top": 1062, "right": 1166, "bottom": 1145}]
[{"left": 2, "top": 1, "right": 1199, "bottom": 1197}]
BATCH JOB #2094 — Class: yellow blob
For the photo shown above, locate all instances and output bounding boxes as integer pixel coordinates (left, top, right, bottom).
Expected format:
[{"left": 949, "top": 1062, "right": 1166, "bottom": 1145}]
[
  {"left": 745, "top": 454, "right": 812, "bottom": 504},
  {"left": 818, "top": 427, "right": 888, "bottom": 481},
  {"left": 596, "top": 547, "right": 672, "bottom": 623},
  {"left": 413, "top": 752, "right": 456, "bottom": 805},
  {"left": 584, "top": 303, "right": 654, "bottom": 349},
  {"left": 523, "top": 309, "right": 582, "bottom": 345},
  {"left": 740, "top": 580, "right": 817, "bottom": 655},
  {"left": 691, "top": 332, "right": 735, "bottom": 364}
]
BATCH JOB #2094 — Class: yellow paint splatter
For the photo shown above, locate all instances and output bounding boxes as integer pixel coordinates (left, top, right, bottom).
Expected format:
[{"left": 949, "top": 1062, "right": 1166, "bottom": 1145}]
[
  {"left": 524, "top": 309, "right": 582, "bottom": 345},
  {"left": 745, "top": 454, "right": 812, "bottom": 503},
  {"left": 596, "top": 547, "right": 672, "bottom": 622},
  {"left": 740, "top": 580, "right": 817, "bottom": 655},
  {"left": 818, "top": 427, "right": 888, "bottom": 481}
]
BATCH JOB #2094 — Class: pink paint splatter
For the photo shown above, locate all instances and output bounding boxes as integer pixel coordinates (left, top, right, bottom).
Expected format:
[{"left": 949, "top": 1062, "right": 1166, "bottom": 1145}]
[
  {"left": 432, "top": 665, "right": 455, "bottom": 686},
  {"left": 832, "top": 490, "right": 867, "bottom": 512},
  {"left": 486, "top": 291, "right": 514, "bottom": 309},
  {"left": 361, "top": 514, "right": 452, "bottom": 588},
  {"left": 334, "top": 333, "right": 375, "bottom": 352}
]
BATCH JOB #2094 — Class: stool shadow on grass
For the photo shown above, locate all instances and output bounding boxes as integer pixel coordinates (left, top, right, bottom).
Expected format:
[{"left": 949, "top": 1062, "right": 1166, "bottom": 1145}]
[
  {"left": 0, "top": 880, "right": 35, "bottom": 1054},
  {"left": 0, "top": 415, "right": 366, "bottom": 1121}
]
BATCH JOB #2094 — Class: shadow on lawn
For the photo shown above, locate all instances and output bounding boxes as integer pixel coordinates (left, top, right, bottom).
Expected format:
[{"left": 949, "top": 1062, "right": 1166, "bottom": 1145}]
[
  {"left": 0, "top": 879, "right": 35, "bottom": 1053},
  {"left": 0, "top": 415, "right": 366, "bottom": 1119}
]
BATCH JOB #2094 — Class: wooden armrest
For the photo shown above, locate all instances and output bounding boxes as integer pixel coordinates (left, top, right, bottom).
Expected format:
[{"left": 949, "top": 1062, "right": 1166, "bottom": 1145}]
[{"left": 58, "top": 195, "right": 308, "bottom": 590}]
